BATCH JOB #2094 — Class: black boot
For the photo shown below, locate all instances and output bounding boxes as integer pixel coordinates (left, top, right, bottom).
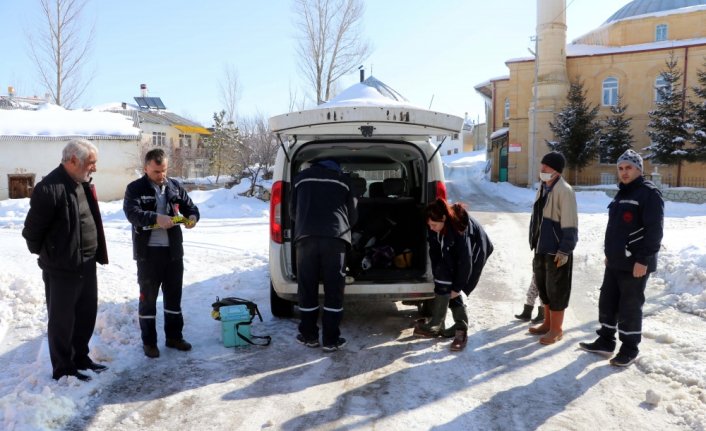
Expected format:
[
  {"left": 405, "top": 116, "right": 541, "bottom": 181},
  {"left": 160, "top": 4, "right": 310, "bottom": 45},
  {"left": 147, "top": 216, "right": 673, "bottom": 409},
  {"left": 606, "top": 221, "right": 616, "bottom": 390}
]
[
  {"left": 414, "top": 294, "right": 450, "bottom": 337},
  {"left": 531, "top": 305, "right": 545, "bottom": 323},
  {"left": 514, "top": 304, "right": 533, "bottom": 321}
]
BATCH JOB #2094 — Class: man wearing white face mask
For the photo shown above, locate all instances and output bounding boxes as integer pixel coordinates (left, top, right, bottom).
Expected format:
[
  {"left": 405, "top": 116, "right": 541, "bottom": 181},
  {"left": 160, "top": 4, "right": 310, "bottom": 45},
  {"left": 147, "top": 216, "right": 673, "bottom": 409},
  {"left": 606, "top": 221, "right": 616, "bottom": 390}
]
[{"left": 528, "top": 151, "right": 578, "bottom": 345}]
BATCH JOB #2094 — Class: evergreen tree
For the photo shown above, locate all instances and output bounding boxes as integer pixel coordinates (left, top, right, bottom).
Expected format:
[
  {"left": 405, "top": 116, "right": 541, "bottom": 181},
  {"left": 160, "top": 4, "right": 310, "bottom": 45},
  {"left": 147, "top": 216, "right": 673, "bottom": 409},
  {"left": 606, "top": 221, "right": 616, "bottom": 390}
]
[
  {"left": 547, "top": 79, "right": 602, "bottom": 178},
  {"left": 688, "top": 60, "right": 706, "bottom": 162},
  {"left": 600, "top": 96, "right": 634, "bottom": 163},
  {"left": 646, "top": 53, "right": 691, "bottom": 184},
  {"left": 203, "top": 110, "right": 243, "bottom": 183}
]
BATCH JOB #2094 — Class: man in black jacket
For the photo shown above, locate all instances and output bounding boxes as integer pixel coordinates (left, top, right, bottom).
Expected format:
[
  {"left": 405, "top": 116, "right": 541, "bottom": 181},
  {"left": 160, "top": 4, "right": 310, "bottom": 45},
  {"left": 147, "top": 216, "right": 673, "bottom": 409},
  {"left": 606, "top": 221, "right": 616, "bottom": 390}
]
[
  {"left": 123, "top": 149, "right": 200, "bottom": 358},
  {"left": 290, "top": 160, "right": 357, "bottom": 352},
  {"left": 22, "top": 139, "right": 109, "bottom": 381},
  {"left": 579, "top": 149, "right": 664, "bottom": 367}
]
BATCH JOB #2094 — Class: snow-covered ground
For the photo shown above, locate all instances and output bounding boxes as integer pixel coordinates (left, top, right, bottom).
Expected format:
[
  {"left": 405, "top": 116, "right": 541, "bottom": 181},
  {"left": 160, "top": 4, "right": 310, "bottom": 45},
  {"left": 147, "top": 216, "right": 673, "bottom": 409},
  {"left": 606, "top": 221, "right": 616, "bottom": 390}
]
[{"left": 0, "top": 151, "right": 704, "bottom": 430}]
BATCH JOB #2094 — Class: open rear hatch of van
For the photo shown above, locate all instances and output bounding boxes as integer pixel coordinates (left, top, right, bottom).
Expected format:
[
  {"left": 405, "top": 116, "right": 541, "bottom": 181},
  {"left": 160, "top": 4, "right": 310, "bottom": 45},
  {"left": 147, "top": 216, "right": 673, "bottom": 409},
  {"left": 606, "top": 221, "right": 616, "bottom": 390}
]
[
  {"left": 269, "top": 105, "right": 462, "bottom": 139},
  {"left": 288, "top": 141, "right": 430, "bottom": 283}
]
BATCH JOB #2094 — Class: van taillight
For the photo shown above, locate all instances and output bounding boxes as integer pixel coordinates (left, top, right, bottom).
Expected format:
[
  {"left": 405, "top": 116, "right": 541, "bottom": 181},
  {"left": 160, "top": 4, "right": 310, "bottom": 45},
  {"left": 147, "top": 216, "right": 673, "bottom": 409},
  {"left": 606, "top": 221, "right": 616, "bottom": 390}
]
[
  {"left": 435, "top": 181, "right": 447, "bottom": 201},
  {"left": 270, "top": 181, "right": 283, "bottom": 244}
]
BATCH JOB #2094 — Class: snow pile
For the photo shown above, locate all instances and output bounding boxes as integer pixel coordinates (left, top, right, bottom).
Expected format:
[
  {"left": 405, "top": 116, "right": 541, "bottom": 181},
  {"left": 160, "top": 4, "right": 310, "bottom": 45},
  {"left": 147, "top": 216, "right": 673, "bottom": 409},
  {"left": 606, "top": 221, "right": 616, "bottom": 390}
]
[{"left": 0, "top": 153, "right": 704, "bottom": 430}]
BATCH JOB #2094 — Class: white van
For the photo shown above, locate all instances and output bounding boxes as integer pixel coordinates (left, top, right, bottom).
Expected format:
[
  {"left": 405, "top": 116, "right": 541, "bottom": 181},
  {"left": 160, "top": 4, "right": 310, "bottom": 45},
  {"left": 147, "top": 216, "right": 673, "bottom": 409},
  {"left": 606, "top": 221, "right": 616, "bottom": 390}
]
[{"left": 268, "top": 77, "right": 463, "bottom": 317}]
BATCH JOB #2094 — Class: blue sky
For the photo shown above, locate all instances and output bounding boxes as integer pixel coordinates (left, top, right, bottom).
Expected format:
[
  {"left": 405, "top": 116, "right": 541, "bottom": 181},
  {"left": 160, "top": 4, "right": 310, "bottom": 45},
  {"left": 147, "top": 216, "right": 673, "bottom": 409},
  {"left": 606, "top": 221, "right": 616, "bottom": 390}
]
[{"left": 0, "top": 0, "right": 631, "bottom": 126}]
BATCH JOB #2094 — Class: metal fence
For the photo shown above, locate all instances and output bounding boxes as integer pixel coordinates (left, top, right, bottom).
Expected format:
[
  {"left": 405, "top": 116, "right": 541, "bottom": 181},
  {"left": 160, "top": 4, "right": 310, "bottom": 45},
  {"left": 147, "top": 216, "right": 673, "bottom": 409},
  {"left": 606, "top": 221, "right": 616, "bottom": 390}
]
[{"left": 573, "top": 174, "right": 706, "bottom": 188}]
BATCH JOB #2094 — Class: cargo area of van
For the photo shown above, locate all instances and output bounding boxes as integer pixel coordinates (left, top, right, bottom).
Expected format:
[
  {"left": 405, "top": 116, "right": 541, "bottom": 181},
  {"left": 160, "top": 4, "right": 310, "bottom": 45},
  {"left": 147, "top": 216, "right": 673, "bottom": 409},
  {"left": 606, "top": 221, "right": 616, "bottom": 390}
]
[{"left": 287, "top": 141, "right": 429, "bottom": 283}]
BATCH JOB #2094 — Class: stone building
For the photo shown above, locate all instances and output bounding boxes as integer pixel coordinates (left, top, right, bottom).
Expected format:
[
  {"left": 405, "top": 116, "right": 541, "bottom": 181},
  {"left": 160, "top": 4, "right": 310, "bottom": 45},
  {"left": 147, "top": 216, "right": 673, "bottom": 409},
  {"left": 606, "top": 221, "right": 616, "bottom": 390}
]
[{"left": 475, "top": 0, "right": 706, "bottom": 187}]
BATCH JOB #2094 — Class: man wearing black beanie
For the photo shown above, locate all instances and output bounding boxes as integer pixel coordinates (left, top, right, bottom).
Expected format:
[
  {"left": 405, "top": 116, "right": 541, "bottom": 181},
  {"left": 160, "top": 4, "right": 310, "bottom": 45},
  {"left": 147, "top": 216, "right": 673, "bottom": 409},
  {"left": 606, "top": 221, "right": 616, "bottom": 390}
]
[{"left": 528, "top": 151, "right": 578, "bottom": 345}]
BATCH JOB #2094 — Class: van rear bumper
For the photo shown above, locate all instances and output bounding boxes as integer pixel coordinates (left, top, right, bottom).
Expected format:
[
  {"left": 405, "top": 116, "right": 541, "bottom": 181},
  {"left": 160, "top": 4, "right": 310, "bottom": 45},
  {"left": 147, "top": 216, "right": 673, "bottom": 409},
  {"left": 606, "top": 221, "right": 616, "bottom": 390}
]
[{"left": 271, "top": 279, "right": 435, "bottom": 303}]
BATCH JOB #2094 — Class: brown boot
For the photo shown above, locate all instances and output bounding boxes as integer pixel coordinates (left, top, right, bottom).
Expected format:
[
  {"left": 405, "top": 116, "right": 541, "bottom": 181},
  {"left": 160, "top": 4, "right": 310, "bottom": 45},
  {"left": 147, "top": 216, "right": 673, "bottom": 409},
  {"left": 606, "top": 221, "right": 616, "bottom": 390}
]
[
  {"left": 540, "top": 310, "right": 564, "bottom": 345},
  {"left": 528, "top": 305, "right": 551, "bottom": 335},
  {"left": 450, "top": 329, "right": 467, "bottom": 351}
]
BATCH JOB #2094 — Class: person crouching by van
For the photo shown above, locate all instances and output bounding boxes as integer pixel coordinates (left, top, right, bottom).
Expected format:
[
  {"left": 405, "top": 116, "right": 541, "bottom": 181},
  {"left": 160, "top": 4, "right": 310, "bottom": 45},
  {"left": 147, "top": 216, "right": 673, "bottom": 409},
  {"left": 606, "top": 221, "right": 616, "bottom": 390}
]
[
  {"left": 290, "top": 159, "right": 358, "bottom": 352},
  {"left": 414, "top": 198, "right": 493, "bottom": 351}
]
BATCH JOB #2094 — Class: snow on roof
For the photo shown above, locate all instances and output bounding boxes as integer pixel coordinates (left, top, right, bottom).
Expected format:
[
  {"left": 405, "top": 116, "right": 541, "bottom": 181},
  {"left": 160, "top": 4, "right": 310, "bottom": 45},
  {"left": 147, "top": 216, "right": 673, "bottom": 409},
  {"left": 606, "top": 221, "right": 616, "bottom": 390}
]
[
  {"left": 506, "top": 36, "right": 706, "bottom": 63},
  {"left": 605, "top": 1, "right": 706, "bottom": 24},
  {"left": 490, "top": 127, "right": 509, "bottom": 139},
  {"left": 0, "top": 103, "right": 141, "bottom": 138},
  {"left": 90, "top": 101, "right": 141, "bottom": 111},
  {"left": 572, "top": 4, "right": 706, "bottom": 44},
  {"left": 567, "top": 36, "right": 706, "bottom": 56},
  {"left": 318, "top": 76, "right": 421, "bottom": 109}
]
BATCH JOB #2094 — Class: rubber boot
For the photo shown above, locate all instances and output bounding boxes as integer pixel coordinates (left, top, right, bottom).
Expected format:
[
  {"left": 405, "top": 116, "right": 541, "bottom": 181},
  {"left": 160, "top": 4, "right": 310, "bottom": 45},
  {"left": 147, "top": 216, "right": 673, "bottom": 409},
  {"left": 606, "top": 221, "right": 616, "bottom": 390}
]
[
  {"left": 514, "top": 304, "right": 533, "bottom": 321},
  {"left": 531, "top": 305, "right": 545, "bottom": 324},
  {"left": 441, "top": 304, "right": 468, "bottom": 338},
  {"left": 540, "top": 310, "right": 564, "bottom": 345},
  {"left": 529, "top": 305, "right": 551, "bottom": 335},
  {"left": 414, "top": 294, "right": 450, "bottom": 337}
]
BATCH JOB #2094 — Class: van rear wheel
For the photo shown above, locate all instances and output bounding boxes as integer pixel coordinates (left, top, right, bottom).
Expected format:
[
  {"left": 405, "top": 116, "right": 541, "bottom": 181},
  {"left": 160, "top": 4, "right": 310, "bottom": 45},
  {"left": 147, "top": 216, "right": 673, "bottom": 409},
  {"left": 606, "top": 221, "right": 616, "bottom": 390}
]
[{"left": 270, "top": 282, "right": 294, "bottom": 318}]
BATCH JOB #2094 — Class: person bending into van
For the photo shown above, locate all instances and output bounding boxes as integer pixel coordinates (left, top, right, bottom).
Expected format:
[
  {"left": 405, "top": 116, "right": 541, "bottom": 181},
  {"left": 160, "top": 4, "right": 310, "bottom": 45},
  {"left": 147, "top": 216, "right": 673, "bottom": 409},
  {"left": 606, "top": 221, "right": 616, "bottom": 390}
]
[
  {"left": 414, "top": 198, "right": 493, "bottom": 351},
  {"left": 290, "top": 159, "right": 358, "bottom": 352}
]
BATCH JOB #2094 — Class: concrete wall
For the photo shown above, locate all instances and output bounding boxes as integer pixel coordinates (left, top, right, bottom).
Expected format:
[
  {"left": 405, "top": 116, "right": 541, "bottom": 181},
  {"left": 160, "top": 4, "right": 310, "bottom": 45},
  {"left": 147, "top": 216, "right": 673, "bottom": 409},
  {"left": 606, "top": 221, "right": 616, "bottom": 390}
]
[{"left": 0, "top": 137, "right": 142, "bottom": 201}]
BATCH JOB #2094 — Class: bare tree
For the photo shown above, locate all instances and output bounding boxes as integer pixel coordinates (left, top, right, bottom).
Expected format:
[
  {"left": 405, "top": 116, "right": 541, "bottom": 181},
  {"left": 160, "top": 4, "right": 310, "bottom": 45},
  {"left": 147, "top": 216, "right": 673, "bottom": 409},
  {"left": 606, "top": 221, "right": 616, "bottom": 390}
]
[
  {"left": 27, "top": 0, "right": 95, "bottom": 107},
  {"left": 238, "top": 113, "right": 279, "bottom": 195},
  {"left": 294, "top": 0, "right": 371, "bottom": 105},
  {"left": 219, "top": 64, "right": 242, "bottom": 124}
]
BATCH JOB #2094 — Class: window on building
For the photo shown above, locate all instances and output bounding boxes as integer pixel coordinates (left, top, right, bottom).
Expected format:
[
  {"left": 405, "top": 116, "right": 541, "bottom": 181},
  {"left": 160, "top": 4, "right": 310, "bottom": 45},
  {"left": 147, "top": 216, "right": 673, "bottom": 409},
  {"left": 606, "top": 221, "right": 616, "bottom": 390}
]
[
  {"left": 454, "top": 148, "right": 459, "bottom": 154},
  {"left": 179, "top": 134, "right": 192, "bottom": 148},
  {"left": 655, "top": 75, "right": 669, "bottom": 102},
  {"left": 655, "top": 24, "right": 668, "bottom": 41},
  {"left": 504, "top": 98, "right": 510, "bottom": 119},
  {"left": 598, "top": 146, "right": 611, "bottom": 164},
  {"left": 602, "top": 77, "right": 618, "bottom": 106},
  {"left": 152, "top": 131, "right": 166, "bottom": 147},
  {"left": 452, "top": 133, "right": 459, "bottom": 140}
]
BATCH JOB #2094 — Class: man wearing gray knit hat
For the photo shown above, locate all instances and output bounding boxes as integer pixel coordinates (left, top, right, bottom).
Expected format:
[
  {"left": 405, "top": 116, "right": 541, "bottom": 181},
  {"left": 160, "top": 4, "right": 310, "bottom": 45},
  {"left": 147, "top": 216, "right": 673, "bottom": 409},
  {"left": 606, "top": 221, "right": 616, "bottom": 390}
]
[
  {"left": 579, "top": 148, "right": 664, "bottom": 367},
  {"left": 616, "top": 149, "right": 643, "bottom": 172}
]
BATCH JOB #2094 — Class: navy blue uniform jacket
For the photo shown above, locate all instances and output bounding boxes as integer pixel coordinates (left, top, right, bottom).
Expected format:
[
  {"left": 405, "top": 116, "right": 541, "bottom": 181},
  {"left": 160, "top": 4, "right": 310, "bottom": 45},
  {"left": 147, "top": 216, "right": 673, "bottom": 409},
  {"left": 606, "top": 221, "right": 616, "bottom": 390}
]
[
  {"left": 428, "top": 212, "right": 493, "bottom": 295},
  {"left": 290, "top": 165, "right": 358, "bottom": 245},
  {"left": 605, "top": 176, "right": 663, "bottom": 273},
  {"left": 123, "top": 175, "right": 200, "bottom": 261}
]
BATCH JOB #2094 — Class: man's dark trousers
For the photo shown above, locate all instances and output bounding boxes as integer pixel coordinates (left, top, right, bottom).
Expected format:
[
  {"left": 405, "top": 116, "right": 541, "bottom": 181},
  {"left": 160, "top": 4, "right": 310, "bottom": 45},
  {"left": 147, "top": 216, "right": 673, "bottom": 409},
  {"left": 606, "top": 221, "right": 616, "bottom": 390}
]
[
  {"left": 296, "top": 237, "right": 346, "bottom": 345},
  {"left": 43, "top": 257, "right": 97, "bottom": 378},
  {"left": 596, "top": 267, "right": 649, "bottom": 357},
  {"left": 137, "top": 247, "right": 184, "bottom": 345}
]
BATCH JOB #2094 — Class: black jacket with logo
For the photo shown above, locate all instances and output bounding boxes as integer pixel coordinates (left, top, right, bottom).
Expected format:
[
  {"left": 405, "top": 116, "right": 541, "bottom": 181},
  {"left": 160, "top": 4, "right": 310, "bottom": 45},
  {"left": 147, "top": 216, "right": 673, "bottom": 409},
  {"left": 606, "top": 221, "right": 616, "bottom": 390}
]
[
  {"left": 123, "top": 175, "right": 200, "bottom": 261},
  {"left": 22, "top": 164, "right": 108, "bottom": 274},
  {"left": 604, "top": 176, "right": 663, "bottom": 273}
]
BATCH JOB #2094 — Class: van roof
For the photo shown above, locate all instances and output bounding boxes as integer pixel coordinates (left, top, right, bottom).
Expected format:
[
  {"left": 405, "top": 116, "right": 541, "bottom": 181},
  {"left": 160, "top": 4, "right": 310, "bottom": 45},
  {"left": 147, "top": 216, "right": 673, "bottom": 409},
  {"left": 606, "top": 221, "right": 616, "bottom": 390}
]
[{"left": 269, "top": 76, "right": 463, "bottom": 137}]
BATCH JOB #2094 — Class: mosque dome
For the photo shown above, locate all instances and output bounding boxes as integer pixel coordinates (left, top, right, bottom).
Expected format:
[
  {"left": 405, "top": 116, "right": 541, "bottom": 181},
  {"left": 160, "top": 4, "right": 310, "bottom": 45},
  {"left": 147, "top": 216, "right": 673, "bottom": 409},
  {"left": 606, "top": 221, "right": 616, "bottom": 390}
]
[{"left": 605, "top": 0, "right": 706, "bottom": 23}]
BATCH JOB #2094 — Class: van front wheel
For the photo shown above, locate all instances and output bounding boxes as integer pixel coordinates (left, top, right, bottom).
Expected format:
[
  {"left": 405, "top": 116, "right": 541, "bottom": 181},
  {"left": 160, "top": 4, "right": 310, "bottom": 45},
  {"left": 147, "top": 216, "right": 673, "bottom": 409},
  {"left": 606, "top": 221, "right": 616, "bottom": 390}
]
[{"left": 270, "top": 283, "right": 295, "bottom": 318}]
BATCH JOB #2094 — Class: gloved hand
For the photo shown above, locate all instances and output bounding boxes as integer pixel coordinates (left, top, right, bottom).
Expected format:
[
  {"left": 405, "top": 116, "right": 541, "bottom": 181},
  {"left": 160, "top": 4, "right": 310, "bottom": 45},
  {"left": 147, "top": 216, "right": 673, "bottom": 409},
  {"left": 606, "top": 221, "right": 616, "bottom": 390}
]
[{"left": 554, "top": 252, "right": 569, "bottom": 268}]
